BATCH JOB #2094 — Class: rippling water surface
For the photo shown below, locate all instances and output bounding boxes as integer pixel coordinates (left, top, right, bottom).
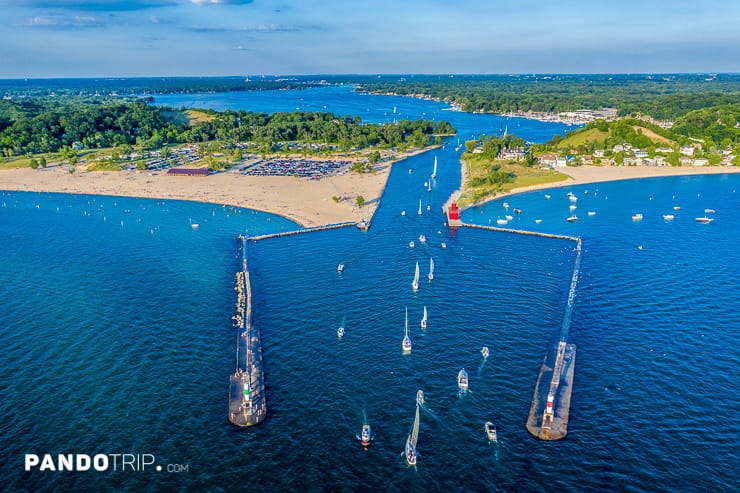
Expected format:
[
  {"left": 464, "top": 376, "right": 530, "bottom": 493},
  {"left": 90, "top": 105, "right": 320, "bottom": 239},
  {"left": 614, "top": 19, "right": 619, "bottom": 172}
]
[{"left": 1, "top": 87, "right": 738, "bottom": 492}]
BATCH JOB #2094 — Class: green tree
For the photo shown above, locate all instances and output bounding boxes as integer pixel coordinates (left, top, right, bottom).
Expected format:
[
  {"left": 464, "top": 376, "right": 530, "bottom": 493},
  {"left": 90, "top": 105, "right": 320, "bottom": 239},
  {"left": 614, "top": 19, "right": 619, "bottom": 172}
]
[
  {"left": 356, "top": 195, "right": 365, "bottom": 208},
  {"left": 29, "top": 158, "right": 39, "bottom": 169}
]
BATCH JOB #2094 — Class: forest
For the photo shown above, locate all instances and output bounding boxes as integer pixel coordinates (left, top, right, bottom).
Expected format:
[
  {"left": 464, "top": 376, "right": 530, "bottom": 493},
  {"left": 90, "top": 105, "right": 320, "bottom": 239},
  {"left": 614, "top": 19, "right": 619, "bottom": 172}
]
[{"left": 0, "top": 98, "right": 454, "bottom": 157}]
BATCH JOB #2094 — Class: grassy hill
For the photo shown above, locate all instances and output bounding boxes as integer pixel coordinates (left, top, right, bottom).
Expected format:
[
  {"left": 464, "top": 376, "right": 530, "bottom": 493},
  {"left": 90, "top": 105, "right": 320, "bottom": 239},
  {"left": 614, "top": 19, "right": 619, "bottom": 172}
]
[{"left": 551, "top": 119, "right": 678, "bottom": 152}]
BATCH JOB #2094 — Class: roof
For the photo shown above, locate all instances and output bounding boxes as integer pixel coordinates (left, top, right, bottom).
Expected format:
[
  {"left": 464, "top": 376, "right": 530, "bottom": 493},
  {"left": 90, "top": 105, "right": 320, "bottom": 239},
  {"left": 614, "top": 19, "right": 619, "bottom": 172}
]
[{"left": 166, "top": 168, "right": 211, "bottom": 176}]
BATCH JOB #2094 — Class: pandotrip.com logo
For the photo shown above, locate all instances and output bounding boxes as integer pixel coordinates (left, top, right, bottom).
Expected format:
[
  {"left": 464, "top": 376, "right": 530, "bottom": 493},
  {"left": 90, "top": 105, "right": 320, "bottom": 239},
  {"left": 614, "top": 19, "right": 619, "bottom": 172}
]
[{"left": 25, "top": 454, "right": 189, "bottom": 473}]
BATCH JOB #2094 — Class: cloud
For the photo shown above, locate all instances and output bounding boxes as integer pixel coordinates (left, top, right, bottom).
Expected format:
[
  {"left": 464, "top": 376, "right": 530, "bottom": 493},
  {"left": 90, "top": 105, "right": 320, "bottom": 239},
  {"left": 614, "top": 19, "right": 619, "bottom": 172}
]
[
  {"left": 187, "top": 24, "right": 324, "bottom": 33},
  {"left": 12, "top": 1, "right": 177, "bottom": 11},
  {"left": 190, "top": 0, "right": 254, "bottom": 5},
  {"left": 27, "top": 14, "right": 103, "bottom": 29}
]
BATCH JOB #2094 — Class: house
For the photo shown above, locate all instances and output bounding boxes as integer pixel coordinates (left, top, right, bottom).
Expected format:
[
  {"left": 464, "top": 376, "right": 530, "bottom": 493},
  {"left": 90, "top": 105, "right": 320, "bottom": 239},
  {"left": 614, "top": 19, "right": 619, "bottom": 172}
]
[
  {"left": 692, "top": 158, "right": 708, "bottom": 166},
  {"left": 593, "top": 149, "right": 605, "bottom": 158},
  {"left": 679, "top": 145, "right": 695, "bottom": 156},
  {"left": 612, "top": 144, "right": 624, "bottom": 153},
  {"left": 538, "top": 153, "right": 558, "bottom": 168},
  {"left": 634, "top": 149, "right": 648, "bottom": 158},
  {"left": 679, "top": 156, "right": 694, "bottom": 166},
  {"left": 555, "top": 157, "right": 567, "bottom": 168},
  {"left": 655, "top": 147, "right": 673, "bottom": 154}
]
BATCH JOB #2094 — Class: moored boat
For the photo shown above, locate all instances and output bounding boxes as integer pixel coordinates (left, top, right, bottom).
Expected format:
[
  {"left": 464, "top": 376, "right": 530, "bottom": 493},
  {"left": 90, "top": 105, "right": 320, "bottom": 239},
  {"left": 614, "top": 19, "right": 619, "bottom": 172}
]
[
  {"left": 485, "top": 421, "right": 497, "bottom": 442},
  {"left": 417, "top": 199, "right": 423, "bottom": 215},
  {"left": 704, "top": 208, "right": 716, "bottom": 214},
  {"left": 458, "top": 368, "right": 469, "bottom": 390},
  {"left": 587, "top": 211, "right": 596, "bottom": 216},
  {"left": 567, "top": 215, "right": 578, "bottom": 223},
  {"left": 695, "top": 216, "right": 713, "bottom": 224},
  {"left": 419, "top": 234, "right": 426, "bottom": 243},
  {"left": 497, "top": 218, "right": 508, "bottom": 225},
  {"left": 409, "top": 241, "right": 415, "bottom": 248},
  {"left": 663, "top": 214, "right": 675, "bottom": 220},
  {"left": 337, "top": 263, "right": 344, "bottom": 272},
  {"left": 632, "top": 213, "right": 643, "bottom": 221}
]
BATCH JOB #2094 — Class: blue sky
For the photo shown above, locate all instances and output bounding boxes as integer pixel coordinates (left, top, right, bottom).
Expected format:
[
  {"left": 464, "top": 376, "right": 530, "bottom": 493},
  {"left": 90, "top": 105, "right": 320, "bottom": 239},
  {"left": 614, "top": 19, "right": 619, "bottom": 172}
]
[{"left": 1, "top": 0, "right": 739, "bottom": 77}]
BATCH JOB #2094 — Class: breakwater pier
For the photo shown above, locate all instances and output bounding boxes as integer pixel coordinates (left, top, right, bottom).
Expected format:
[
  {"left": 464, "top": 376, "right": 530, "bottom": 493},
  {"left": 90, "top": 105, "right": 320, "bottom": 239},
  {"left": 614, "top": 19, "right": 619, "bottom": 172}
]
[
  {"left": 228, "top": 236, "right": 266, "bottom": 426},
  {"left": 461, "top": 222, "right": 581, "bottom": 440}
]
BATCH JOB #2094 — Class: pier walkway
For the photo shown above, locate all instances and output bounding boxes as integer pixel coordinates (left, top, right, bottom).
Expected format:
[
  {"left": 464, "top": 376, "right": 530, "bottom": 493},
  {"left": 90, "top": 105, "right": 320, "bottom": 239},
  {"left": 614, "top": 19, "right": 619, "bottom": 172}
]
[
  {"left": 228, "top": 236, "right": 267, "bottom": 426},
  {"left": 459, "top": 222, "right": 581, "bottom": 440}
]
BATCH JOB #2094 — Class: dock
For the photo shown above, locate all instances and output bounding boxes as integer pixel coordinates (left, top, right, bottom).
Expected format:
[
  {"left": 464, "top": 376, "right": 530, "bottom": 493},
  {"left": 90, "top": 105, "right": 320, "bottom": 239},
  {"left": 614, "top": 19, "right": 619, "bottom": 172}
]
[
  {"left": 247, "top": 221, "right": 354, "bottom": 242},
  {"left": 228, "top": 237, "right": 267, "bottom": 426}
]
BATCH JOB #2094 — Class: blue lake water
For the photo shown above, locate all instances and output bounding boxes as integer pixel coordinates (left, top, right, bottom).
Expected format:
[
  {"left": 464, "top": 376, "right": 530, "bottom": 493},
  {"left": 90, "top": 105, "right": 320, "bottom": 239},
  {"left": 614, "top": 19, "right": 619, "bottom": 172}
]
[{"left": 1, "top": 86, "right": 738, "bottom": 492}]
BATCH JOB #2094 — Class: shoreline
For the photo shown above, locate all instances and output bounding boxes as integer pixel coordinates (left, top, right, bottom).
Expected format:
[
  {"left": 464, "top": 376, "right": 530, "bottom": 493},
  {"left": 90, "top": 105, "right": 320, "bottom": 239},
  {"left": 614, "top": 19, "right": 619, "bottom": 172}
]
[
  {"left": 0, "top": 148, "right": 433, "bottom": 228},
  {"left": 454, "top": 164, "right": 740, "bottom": 211}
]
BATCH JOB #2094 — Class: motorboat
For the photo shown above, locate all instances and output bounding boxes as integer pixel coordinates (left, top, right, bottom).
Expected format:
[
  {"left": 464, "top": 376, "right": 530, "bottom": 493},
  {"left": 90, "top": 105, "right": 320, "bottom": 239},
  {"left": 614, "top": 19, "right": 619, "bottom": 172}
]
[
  {"left": 505, "top": 215, "right": 513, "bottom": 221},
  {"left": 663, "top": 214, "right": 675, "bottom": 220},
  {"left": 337, "top": 326, "right": 345, "bottom": 338},
  {"left": 673, "top": 206, "right": 681, "bottom": 211},
  {"left": 502, "top": 202, "right": 510, "bottom": 210},
  {"left": 401, "top": 210, "right": 406, "bottom": 216},
  {"left": 567, "top": 215, "right": 578, "bottom": 223},
  {"left": 337, "top": 263, "right": 344, "bottom": 272},
  {"left": 695, "top": 216, "right": 713, "bottom": 224},
  {"left": 360, "top": 424, "right": 373, "bottom": 448},
  {"left": 419, "top": 234, "right": 427, "bottom": 243},
  {"left": 481, "top": 346, "right": 490, "bottom": 359},
  {"left": 485, "top": 421, "right": 498, "bottom": 442},
  {"left": 535, "top": 219, "right": 543, "bottom": 224},
  {"left": 416, "top": 389, "right": 424, "bottom": 406},
  {"left": 426, "top": 204, "right": 431, "bottom": 211},
  {"left": 513, "top": 208, "right": 522, "bottom": 214},
  {"left": 409, "top": 241, "right": 415, "bottom": 248},
  {"left": 632, "top": 213, "right": 643, "bottom": 221},
  {"left": 496, "top": 218, "right": 508, "bottom": 225},
  {"left": 458, "top": 368, "right": 469, "bottom": 390},
  {"left": 544, "top": 194, "right": 551, "bottom": 199},
  {"left": 704, "top": 208, "right": 716, "bottom": 214},
  {"left": 441, "top": 242, "right": 447, "bottom": 249},
  {"left": 587, "top": 211, "right": 596, "bottom": 216}
]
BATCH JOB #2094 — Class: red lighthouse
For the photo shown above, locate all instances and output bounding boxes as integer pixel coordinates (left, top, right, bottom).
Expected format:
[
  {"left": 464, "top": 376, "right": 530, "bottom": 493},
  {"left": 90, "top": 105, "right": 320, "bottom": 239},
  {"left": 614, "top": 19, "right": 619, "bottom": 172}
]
[{"left": 447, "top": 202, "right": 462, "bottom": 226}]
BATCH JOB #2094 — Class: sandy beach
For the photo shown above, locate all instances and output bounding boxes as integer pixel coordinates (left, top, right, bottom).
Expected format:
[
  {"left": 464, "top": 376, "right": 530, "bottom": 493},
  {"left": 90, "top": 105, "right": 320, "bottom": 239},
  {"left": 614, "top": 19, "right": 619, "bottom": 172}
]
[
  {"left": 0, "top": 150, "right": 432, "bottom": 228},
  {"left": 465, "top": 164, "right": 740, "bottom": 206}
]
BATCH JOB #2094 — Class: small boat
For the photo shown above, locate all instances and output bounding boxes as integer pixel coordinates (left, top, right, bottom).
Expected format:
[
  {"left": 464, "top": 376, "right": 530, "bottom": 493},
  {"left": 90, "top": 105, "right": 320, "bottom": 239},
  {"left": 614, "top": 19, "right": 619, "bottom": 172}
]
[
  {"left": 458, "top": 368, "right": 469, "bottom": 390},
  {"left": 337, "top": 263, "right": 345, "bottom": 272},
  {"left": 426, "top": 204, "right": 431, "bottom": 211},
  {"left": 704, "top": 208, "right": 716, "bottom": 214},
  {"left": 569, "top": 204, "right": 577, "bottom": 212},
  {"left": 673, "top": 206, "right": 681, "bottom": 211},
  {"left": 505, "top": 215, "right": 513, "bottom": 221},
  {"left": 416, "top": 389, "right": 424, "bottom": 406},
  {"left": 409, "top": 241, "right": 415, "bottom": 248},
  {"left": 417, "top": 200, "right": 423, "bottom": 216},
  {"left": 535, "top": 219, "right": 543, "bottom": 224},
  {"left": 337, "top": 326, "right": 345, "bottom": 338},
  {"left": 481, "top": 346, "right": 489, "bottom": 359},
  {"left": 513, "top": 208, "right": 522, "bottom": 214},
  {"left": 632, "top": 213, "right": 643, "bottom": 221},
  {"left": 695, "top": 216, "right": 713, "bottom": 224},
  {"left": 663, "top": 214, "right": 675, "bottom": 220},
  {"left": 431, "top": 156, "right": 438, "bottom": 179},
  {"left": 401, "top": 210, "right": 406, "bottom": 216},
  {"left": 191, "top": 223, "right": 199, "bottom": 230},
  {"left": 544, "top": 194, "right": 551, "bottom": 200},
  {"left": 427, "top": 258, "right": 434, "bottom": 281},
  {"left": 405, "top": 435, "right": 417, "bottom": 466},
  {"left": 485, "top": 421, "right": 498, "bottom": 442},
  {"left": 496, "top": 218, "right": 508, "bottom": 225},
  {"left": 360, "top": 424, "right": 373, "bottom": 448},
  {"left": 412, "top": 262, "right": 420, "bottom": 291},
  {"left": 567, "top": 215, "right": 578, "bottom": 223},
  {"left": 402, "top": 307, "right": 412, "bottom": 353},
  {"left": 503, "top": 202, "right": 510, "bottom": 210},
  {"left": 569, "top": 195, "right": 578, "bottom": 203},
  {"left": 419, "top": 234, "right": 426, "bottom": 243},
  {"left": 424, "top": 181, "right": 428, "bottom": 188},
  {"left": 421, "top": 306, "right": 427, "bottom": 329},
  {"left": 441, "top": 242, "right": 447, "bottom": 249},
  {"left": 587, "top": 211, "right": 596, "bottom": 216}
]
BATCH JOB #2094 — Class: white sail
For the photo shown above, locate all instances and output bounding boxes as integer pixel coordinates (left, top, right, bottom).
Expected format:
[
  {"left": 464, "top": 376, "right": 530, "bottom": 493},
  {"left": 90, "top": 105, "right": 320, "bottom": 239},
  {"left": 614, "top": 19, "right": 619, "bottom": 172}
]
[
  {"left": 432, "top": 156, "right": 437, "bottom": 179},
  {"left": 412, "top": 262, "right": 419, "bottom": 291},
  {"left": 410, "top": 403, "right": 420, "bottom": 447},
  {"left": 402, "top": 307, "right": 412, "bottom": 352},
  {"left": 428, "top": 257, "right": 434, "bottom": 281},
  {"left": 421, "top": 306, "right": 427, "bottom": 329},
  {"left": 417, "top": 199, "right": 423, "bottom": 215}
]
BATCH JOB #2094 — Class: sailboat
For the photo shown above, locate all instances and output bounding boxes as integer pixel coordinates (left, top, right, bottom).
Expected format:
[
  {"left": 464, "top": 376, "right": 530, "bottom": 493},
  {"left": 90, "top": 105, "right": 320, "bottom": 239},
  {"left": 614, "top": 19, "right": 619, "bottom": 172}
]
[
  {"left": 431, "top": 156, "right": 437, "bottom": 179},
  {"left": 420, "top": 306, "right": 427, "bottom": 329},
  {"left": 405, "top": 404, "right": 420, "bottom": 466},
  {"left": 402, "top": 307, "right": 412, "bottom": 353},
  {"left": 416, "top": 389, "right": 425, "bottom": 406},
  {"left": 412, "top": 262, "right": 419, "bottom": 291},
  {"left": 417, "top": 199, "right": 423, "bottom": 216},
  {"left": 428, "top": 257, "right": 434, "bottom": 281}
]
